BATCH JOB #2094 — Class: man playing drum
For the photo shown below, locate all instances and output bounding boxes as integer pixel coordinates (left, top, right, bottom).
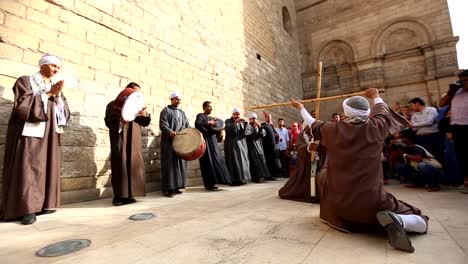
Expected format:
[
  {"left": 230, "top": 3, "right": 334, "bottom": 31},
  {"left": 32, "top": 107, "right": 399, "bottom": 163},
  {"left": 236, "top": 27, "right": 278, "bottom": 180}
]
[
  {"left": 195, "top": 101, "right": 232, "bottom": 191},
  {"left": 291, "top": 88, "right": 429, "bottom": 253},
  {"left": 159, "top": 92, "right": 190, "bottom": 197},
  {"left": 105, "top": 82, "right": 151, "bottom": 206}
]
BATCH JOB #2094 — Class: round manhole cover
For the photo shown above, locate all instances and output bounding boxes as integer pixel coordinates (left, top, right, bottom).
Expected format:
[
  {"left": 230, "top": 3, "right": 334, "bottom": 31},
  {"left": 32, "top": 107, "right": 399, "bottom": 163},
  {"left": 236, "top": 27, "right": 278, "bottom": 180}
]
[
  {"left": 129, "top": 213, "right": 156, "bottom": 221},
  {"left": 36, "top": 239, "right": 91, "bottom": 257}
]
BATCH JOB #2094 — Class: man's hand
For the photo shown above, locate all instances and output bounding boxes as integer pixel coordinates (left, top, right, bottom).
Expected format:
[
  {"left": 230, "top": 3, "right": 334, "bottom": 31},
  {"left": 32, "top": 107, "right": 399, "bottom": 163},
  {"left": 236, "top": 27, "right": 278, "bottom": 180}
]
[
  {"left": 291, "top": 99, "right": 304, "bottom": 110},
  {"left": 138, "top": 107, "right": 148, "bottom": 117},
  {"left": 208, "top": 119, "right": 217, "bottom": 126},
  {"left": 364, "top": 88, "right": 379, "bottom": 99},
  {"left": 170, "top": 131, "right": 177, "bottom": 138},
  {"left": 48, "top": 80, "right": 64, "bottom": 96}
]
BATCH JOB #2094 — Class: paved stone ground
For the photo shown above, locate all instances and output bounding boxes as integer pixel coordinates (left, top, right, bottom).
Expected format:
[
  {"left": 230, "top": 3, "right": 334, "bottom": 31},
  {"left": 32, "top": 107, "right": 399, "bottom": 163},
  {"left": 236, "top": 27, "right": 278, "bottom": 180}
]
[{"left": 1, "top": 179, "right": 467, "bottom": 264}]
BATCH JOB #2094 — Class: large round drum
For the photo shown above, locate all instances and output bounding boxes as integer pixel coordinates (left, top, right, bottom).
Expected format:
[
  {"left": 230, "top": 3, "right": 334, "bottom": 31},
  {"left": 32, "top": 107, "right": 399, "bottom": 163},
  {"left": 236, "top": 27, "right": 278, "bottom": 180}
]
[
  {"left": 113, "top": 88, "right": 145, "bottom": 122},
  {"left": 172, "top": 128, "right": 206, "bottom": 161}
]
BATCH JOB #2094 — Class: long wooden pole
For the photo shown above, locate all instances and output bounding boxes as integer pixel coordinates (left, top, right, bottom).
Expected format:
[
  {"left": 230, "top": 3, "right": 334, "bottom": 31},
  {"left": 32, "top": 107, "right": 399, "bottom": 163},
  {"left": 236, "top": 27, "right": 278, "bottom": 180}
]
[
  {"left": 315, "top": 61, "right": 323, "bottom": 119},
  {"left": 247, "top": 89, "right": 384, "bottom": 110}
]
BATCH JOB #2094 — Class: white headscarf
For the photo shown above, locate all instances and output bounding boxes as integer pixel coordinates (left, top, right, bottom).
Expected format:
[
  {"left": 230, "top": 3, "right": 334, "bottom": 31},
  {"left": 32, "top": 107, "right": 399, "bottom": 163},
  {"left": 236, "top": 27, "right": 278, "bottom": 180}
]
[
  {"left": 249, "top": 113, "right": 257, "bottom": 119},
  {"left": 342, "top": 96, "right": 370, "bottom": 124},
  {"left": 169, "top": 91, "right": 181, "bottom": 99},
  {"left": 232, "top": 107, "right": 241, "bottom": 113},
  {"left": 38, "top": 54, "right": 62, "bottom": 67}
]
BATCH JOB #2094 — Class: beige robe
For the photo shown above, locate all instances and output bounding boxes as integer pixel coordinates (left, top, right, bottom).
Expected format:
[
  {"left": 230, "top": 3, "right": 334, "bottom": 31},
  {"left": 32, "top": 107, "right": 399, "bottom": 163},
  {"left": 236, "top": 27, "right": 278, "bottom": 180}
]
[{"left": 1, "top": 76, "right": 70, "bottom": 220}]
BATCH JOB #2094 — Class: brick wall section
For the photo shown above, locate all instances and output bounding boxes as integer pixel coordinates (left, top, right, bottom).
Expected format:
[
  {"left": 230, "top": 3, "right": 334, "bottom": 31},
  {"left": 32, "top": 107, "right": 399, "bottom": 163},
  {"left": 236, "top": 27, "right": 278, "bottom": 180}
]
[
  {"left": 0, "top": 0, "right": 302, "bottom": 203},
  {"left": 296, "top": 0, "right": 459, "bottom": 118}
]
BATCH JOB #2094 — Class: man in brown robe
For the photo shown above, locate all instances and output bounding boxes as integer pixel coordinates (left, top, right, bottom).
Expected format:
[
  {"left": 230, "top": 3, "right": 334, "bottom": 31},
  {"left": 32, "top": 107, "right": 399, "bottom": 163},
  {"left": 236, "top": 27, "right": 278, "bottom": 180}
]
[
  {"left": 292, "top": 88, "right": 429, "bottom": 253},
  {"left": 1, "top": 54, "right": 70, "bottom": 225},
  {"left": 105, "top": 82, "right": 151, "bottom": 206}
]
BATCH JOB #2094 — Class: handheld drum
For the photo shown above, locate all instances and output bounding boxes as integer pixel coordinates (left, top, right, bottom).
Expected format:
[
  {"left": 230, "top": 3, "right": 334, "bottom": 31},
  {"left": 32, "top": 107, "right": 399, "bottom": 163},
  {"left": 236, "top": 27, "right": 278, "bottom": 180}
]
[
  {"left": 172, "top": 128, "right": 206, "bottom": 161},
  {"left": 211, "top": 118, "right": 225, "bottom": 131},
  {"left": 113, "top": 88, "right": 145, "bottom": 122}
]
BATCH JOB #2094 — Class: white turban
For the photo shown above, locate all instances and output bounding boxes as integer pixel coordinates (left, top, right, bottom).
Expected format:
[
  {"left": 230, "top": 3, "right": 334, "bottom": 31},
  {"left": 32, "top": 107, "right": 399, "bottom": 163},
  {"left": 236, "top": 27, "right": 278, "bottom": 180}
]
[
  {"left": 38, "top": 54, "right": 62, "bottom": 67},
  {"left": 169, "top": 91, "right": 181, "bottom": 99},
  {"left": 343, "top": 96, "right": 370, "bottom": 118},
  {"left": 232, "top": 107, "right": 241, "bottom": 113},
  {"left": 249, "top": 113, "right": 257, "bottom": 119}
]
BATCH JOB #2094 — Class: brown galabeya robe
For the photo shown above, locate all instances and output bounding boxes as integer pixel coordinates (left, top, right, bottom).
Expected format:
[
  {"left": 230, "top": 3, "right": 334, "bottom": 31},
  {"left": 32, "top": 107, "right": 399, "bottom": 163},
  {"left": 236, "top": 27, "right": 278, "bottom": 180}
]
[
  {"left": 313, "top": 103, "right": 424, "bottom": 232},
  {"left": 1, "top": 76, "right": 70, "bottom": 220},
  {"left": 105, "top": 101, "right": 150, "bottom": 199}
]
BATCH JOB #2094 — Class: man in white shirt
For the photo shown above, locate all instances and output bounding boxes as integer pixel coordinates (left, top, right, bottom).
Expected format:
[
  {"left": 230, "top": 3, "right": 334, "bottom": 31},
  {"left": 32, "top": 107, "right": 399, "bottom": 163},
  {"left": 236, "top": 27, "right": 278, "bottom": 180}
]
[
  {"left": 409, "top": 97, "right": 443, "bottom": 164},
  {"left": 275, "top": 119, "right": 290, "bottom": 177}
]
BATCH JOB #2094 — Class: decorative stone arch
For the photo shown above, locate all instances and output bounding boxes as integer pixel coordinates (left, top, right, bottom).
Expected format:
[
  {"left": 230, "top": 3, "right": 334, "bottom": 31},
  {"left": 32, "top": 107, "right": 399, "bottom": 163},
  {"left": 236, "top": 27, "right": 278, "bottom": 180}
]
[
  {"left": 282, "top": 6, "right": 292, "bottom": 36},
  {"left": 373, "top": 19, "right": 433, "bottom": 56},
  {"left": 317, "top": 40, "right": 358, "bottom": 92}
]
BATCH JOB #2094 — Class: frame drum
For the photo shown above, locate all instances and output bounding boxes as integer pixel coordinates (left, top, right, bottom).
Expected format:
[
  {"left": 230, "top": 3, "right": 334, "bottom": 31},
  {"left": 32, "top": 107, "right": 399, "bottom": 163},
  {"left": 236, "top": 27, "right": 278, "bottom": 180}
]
[
  {"left": 172, "top": 128, "right": 206, "bottom": 161},
  {"left": 211, "top": 118, "right": 225, "bottom": 131},
  {"left": 113, "top": 88, "right": 145, "bottom": 122}
]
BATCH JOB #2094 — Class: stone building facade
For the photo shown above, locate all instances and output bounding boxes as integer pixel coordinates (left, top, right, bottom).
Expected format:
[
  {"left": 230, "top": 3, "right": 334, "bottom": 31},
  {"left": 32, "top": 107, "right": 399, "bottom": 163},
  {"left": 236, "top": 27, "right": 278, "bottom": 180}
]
[
  {"left": 0, "top": 0, "right": 302, "bottom": 203},
  {"left": 296, "top": 0, "right": 459, "bottom": 118},
  {"left": 0, "top": 0, "right": 460, "bottom": 203}
]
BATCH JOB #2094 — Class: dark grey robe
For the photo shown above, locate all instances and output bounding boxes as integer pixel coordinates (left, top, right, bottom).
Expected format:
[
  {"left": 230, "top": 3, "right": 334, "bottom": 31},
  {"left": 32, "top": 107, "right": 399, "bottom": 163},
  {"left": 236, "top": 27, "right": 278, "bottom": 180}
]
[
  {"left": 1, "top": 76, "right": 70, "bottom": 220},
  {"left": 159, "top": 105, "right": 189, "bottom": 192},
  {"left": 195, "top": 113, "right": 231, "bottom": 188},
  {"left": 105, "top": 100, "right": 151, "bottom": 199},
  {"left": 224, "top": 118, "right": 251, "bottom": 182},
  {"left": 245, "top": 124, "right": 271, "bottom": 181},
  {"left": 261, "top": 122, "right": 280, "bottom": 177}
]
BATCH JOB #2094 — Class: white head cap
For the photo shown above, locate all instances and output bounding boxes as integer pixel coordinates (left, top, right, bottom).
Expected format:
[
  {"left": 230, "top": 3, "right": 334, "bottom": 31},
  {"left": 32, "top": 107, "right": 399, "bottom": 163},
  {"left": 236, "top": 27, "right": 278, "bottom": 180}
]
[
  {"left": 232, "top": 107, "right": 241, "bottom": 113},
  {"left": 342, "top": 96, "right": 370, "bottom": 118},
  {"left": 249, "top": 113, "right": 258, "bottom": 119},
  {"left": 169, "top": 91, "right": 181, "bottom": 99},
  {"left": 39, "top": 54, "right": 62, "bottom": 67}
]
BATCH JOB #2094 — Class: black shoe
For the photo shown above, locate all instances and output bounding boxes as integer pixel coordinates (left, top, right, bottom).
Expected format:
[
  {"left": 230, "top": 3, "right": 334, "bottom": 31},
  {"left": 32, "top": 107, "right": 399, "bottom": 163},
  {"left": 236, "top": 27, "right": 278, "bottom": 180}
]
[
  {"left": 376, "top": 211, "right": 414, "bottom": 253},
  {"left": 174, "top": 189, "right": 183, "bottom": 194},
  {"left": 112, "top": 198, "right": 124, "bottom": 206},
  {"left": 121, "top": 198, "right": 136, "bottom": 205},
  {"left": 265, "top": 177, "right": 277, "bottom": 181},
  {"left": 206, "top": 186, "right": 221, "bottom": 191},
  {"left": 163, "top": 192, "right": 174, "bottom": 198},
  {"left": 21, "top": 213, "right": 36, "bottom": 225},
  {"left": 37, "top": 209, "right": 56, "bottom": 215}
]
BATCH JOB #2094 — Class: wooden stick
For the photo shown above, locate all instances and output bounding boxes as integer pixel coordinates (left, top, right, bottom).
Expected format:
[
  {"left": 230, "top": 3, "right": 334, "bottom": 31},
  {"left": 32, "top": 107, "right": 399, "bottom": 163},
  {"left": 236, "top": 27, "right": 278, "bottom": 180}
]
[
  {"left": 247, "top": 89, "right": 385, "bottom": 110},
  {"left": 315, "top": 61, "right": 323, "bottom": 119}
]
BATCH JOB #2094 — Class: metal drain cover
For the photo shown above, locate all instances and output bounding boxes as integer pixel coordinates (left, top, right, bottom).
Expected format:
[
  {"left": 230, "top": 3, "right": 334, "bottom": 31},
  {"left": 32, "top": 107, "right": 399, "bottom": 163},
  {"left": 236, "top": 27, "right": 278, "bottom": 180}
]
[
  {"left": 129, "top": 213, "right": 156, "bottom": 221},
  {"left": 36, "top": 239, "right": 91, "bottom": 257}
]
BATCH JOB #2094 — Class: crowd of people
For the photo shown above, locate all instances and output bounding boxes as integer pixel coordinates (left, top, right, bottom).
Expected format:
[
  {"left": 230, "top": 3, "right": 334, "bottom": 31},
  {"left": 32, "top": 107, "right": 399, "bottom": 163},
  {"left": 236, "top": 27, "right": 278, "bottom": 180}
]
[{"left": 1, "top": 54, "right": 467, "bottom": 254}]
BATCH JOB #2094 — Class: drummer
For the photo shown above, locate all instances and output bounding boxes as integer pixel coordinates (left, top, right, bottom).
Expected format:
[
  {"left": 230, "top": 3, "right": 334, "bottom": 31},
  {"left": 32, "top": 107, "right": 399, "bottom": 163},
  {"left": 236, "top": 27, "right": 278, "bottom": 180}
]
[
  {"left": 195, "top": 101, "right": 232, "bottom": 190},
  {"left": 159, "top": 91, "right": 190, "bottom": 197},
  {"left": 105, "top": 82, "right": 151, "bottom": 205}
]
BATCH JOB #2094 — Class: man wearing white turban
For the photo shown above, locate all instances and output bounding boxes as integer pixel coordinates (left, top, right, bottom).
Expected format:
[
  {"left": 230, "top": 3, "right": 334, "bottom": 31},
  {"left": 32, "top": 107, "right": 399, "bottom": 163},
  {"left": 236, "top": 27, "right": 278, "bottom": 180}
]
[
  {"left": 0, "top": 54, "right": 70, "bottom": 225},
  {"left": 245, "top": 113, "right": 272, "bottom": 182},
  {"left": 159, "top": 91, "right": 189, "bottom": 197},
  {"left": 291, "top": 88, "right": 429, "bottom": 253}
]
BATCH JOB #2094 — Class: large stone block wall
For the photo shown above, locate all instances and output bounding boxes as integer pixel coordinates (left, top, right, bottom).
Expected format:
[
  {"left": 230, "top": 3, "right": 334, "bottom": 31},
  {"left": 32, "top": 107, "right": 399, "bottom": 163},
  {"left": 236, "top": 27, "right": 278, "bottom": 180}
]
[
  {"left": 0, "top": 0, "right": 302, "bottom": 203},
  {"left": 296, "top": 0, "right": 459, "bottom": 119}
]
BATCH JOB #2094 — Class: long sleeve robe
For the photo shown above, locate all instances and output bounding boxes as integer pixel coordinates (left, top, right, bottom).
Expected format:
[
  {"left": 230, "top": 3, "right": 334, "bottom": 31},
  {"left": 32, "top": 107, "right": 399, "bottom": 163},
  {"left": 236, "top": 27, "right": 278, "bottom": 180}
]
[
  {"left": 159, "top": 105, "right": 189, "bottom": 193},
  {"left": 1, "top": 76, "right": 70, "bottom": 220},
  {"left": 224, "top": 118, "right": 251, "bottom": 182},
  {"left": 307, "top": 102, "right": 424, "bottom": 232},
  {"left": 105, "top": 100, "right": 151, "bottom": 199},
  {"left": 195, "top": 114, "right": 231, "bottom": 188},
  {"left": 245, "top": 124, "right": 271, "bottom": 181},
  {"left": 261, "top": 122, "right": 280, "bottom": 177}
]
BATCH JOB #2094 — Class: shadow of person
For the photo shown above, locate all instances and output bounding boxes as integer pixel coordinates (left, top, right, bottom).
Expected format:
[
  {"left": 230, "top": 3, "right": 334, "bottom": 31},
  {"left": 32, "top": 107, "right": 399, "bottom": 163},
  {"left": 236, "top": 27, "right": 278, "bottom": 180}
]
[
  {"left": 0, "top": 85, "right": 14, "bottom": 201},
  {"left": 142, "top": 127, "right": 161, "bottom": 194}
]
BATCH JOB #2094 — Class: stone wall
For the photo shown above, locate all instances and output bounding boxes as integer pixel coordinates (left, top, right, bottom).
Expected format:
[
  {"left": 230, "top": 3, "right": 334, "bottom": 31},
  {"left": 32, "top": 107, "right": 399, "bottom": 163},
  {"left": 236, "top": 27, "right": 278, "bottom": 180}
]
[
  {"left": 0, "top": 0, "right": 302, "bottom": 203},
  {"left": 296, "top": 0, "right": 459, "bottom": 119}
]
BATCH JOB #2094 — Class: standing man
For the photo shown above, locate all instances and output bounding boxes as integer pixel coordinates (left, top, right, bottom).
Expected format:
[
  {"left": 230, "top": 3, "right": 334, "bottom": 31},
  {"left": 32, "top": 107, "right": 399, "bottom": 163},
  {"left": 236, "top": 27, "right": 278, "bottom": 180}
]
[
  {"left": 439, "top": 69, "right": 468, "bottom": 193},
  {"left": 408, "top": 97, "right": 443, "bottom": 163},
  {"left": 105, "top": 82, "right": 151, "bottom": 205},
  {"left": 275, "top": 118, "right": 290, "bottom": 177},
  {"left": 246, "top": 114, "right": 272, "bottom": 182},
  {"left": 159, "top": 92, "right": 189, "bottom": 197},
  {"left": 224, "top": 108, "right": 251, "bottom": 186},
  {"left": 260, "top": 111, "right": 280, "bottom": 179},
  {"left": 292, "top": 88, "right": 429, "bottom": 253},
  {"left": 195, "top": 101, "right": 231, "bottom": 191},
  {"left": 1, "top": 54, "right": 70, "bottom": 225}
]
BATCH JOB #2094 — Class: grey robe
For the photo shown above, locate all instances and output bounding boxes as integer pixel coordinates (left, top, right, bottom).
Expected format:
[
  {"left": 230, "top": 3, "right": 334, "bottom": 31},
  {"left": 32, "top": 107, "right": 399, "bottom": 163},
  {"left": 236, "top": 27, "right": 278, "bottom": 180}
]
[
  {"left": 105, "top": 100, "right": 151, "bottom": 199},
  {"left": 224, "top": 118, "right": 251, "bottom": 182},
  {"left": 159, "top": 105, "right": 189, "bottom": 192},
  {"left": 1, "top": 76, "right": 70, "bottom": 220},
  {"left": 245, "top": 124, "right": 271, "bottom": 181}
]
